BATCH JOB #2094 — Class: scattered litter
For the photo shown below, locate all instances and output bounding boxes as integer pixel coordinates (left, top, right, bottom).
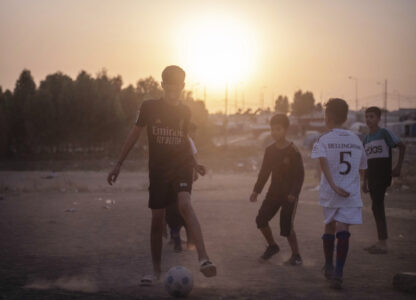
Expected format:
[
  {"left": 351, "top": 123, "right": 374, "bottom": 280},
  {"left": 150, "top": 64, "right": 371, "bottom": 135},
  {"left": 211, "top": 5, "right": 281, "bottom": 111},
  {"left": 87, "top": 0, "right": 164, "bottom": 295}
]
[
  {"left": 65, "top": 208, "right": 76, "bottom": 213},
  {"left": 42, "top": 172, "right": 56, "bottom": 179},
  {"left": 60, "top": 188, "right": 67, "bottom": 192},
  {"left": 98, "top": 197, "right": 102, "bottom": 201},
  {"left": 399, "top": 234, "right": 404, "bottom": 239},
  {"left": 401, "top": 185, "right": 410, "bottom": 191},
  {"left": 237, "top": 162, "right": 244, "bottom": 168},
  {"left": 103, "top": 205, "right": 111, "bottom": 209},
  {"left": 105, "top": 199, "right": 112, "bottom": 204},
  {"left": 73, "top": 202, "right": 78, "bottom": 205}
]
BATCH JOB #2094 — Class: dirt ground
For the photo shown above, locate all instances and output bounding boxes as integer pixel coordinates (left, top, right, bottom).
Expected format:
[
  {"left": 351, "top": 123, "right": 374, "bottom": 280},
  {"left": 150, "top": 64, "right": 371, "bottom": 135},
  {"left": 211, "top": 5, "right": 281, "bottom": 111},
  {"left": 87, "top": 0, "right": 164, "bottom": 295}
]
[{"left": 0, "top": 170, "right": 415, "bottom": 300}]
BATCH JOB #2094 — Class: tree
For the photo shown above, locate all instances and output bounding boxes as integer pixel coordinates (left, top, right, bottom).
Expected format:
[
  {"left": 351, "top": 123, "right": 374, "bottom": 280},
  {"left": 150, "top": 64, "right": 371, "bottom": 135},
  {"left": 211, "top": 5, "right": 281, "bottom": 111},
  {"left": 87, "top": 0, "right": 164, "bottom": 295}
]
[
  {"left": 291, "top": 90, "right": 315, "bottom": 116},
  {"left": 136, "top": 77, "right": 163, "bottom": 100},
  {"left": 0, "top": 87, "right": 13, "bottom": 157},
  {"left": 27, "top": 72, "right": 74, "bottom": 149},
  {"left": 315, "top": 102, "right": 323, "bottom": 112},
  {"left": 10, "top": 70, "right": 37, "bottom": 155},
  {"left": 274, "top": 95, "right": 289, "bottom": 114}
]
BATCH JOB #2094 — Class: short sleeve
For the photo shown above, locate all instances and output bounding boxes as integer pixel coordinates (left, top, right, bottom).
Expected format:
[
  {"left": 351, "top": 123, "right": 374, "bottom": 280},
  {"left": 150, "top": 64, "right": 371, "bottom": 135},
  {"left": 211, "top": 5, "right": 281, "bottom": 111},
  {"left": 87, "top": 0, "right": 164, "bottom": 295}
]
[
  {"left": 384, "top": 128, "right": 400, "bottom": 147},
  {"left": 135, "top": 102, "right": 148, "bottom": 127},
  {"left": 359, "top": 146, "right": 368, "bottom": 170},
  {"left": 311, "top": 139, "right": 326, "bottom": 159}
]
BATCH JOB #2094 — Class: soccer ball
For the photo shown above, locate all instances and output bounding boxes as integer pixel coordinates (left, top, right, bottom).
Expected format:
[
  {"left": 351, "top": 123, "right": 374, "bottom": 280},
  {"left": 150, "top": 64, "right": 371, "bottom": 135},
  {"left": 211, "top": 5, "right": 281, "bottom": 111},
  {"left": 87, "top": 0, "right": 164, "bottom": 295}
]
[{"left": 164, "top": 266, "right": 193, "bottom": 297}]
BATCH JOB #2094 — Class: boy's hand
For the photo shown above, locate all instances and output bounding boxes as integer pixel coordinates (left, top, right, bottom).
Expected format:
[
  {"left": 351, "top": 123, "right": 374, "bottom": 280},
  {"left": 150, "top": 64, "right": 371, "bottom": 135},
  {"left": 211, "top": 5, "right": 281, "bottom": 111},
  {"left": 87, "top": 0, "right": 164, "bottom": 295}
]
[
  {"left": 287, "top": 195, "right": 297, "bottom": 203},
  {"left": 193, "top": 169, "right": 199, "bottom": 182},
  {"left": 333, "top": 185, "right": 350, "bottom": 197},
  {"left": 250, "top": 192, "right": 258, "bottom": 202},
  {"left": 107, "top": 164, "right": 121, "bottom": 185},
  {"left": 392, "top": 166, "right": 401, "bottom": 177},
  {"left": 361, "top": 183, "right": 369, "bottom": 193},
  {"left": 195, "top": 164, "right": 206, "bottom": 176}
]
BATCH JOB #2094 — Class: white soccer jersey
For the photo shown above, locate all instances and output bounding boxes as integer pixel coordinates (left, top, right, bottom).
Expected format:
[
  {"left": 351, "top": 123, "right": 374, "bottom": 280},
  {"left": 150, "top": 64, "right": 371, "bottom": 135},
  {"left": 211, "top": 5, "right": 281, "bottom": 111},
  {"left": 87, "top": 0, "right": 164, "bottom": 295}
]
[{"left": 311, "top": 129, "right": 367, "bottom": 208}]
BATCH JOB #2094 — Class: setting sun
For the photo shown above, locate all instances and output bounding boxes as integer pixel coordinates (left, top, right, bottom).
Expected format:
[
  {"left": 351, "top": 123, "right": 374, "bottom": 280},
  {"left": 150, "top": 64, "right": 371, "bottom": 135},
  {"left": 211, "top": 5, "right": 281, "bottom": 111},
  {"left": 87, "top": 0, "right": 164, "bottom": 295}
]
[{"left": 177, "top": 15, "right": 259, "bottom": 89}]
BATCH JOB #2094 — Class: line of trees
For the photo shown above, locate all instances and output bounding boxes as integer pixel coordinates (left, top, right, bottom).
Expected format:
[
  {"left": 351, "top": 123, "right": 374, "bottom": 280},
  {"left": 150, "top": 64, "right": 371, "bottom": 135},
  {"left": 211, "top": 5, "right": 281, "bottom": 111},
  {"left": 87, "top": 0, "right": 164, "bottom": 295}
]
[
  {"left": 274, "top": 90, "right": 322, "bottom": 115},
  {"left": 0, "top": 69, "right": 209, "bottom": 159}
]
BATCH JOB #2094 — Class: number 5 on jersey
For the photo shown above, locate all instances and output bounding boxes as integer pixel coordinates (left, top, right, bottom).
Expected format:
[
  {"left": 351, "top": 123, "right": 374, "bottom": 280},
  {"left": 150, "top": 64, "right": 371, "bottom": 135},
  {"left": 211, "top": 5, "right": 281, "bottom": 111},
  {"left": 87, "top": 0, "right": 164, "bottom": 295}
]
[{"left": 340, "top": 151, "right": 351, "bottom": 175}]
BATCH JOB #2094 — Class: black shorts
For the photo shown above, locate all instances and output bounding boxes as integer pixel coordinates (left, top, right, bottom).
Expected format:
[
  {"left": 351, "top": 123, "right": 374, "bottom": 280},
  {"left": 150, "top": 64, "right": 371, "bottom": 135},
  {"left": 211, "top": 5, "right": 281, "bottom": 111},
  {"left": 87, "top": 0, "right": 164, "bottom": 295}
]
[
  {"left": 148, "top": 167, "right": 193, "bottom": 210},
  {"left": 256, "top": 195, "right": 298, "bottom": 237}
]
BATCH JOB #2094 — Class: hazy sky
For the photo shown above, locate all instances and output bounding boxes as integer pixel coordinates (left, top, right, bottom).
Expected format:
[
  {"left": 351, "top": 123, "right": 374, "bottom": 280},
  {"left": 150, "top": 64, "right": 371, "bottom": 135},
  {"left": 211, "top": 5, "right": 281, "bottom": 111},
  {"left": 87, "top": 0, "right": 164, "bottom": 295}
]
[{"left": 1, "top": 0, "right": 415, "bottom": 112}]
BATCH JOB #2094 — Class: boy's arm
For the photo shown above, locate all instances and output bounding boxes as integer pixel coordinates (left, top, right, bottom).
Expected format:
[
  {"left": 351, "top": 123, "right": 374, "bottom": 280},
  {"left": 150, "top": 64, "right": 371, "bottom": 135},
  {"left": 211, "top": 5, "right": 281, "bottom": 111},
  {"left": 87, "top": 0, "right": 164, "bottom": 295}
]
[
  {"left": 188, "top": 136, "right": 206, "bottom": 177},
  {"left": 384, "top": 128, "right": 405, "bottom": 177},
  {"left": 392, "top": 142, "right": 406, "bottom": 177},
  {"left": 362, "top": 169, "right": 369, "bottom": 193},
  {"left": 107, "top": 125, "right": 143, "bottom": 185},
  {"left": 319, "top": 157, "right": 350, "bottom": 197},
  {"left": 251, "top": 149, "right": 272, "bottom": 202},
  {"left": 288, "top": 151, "right": 305, "bottom": 201}
]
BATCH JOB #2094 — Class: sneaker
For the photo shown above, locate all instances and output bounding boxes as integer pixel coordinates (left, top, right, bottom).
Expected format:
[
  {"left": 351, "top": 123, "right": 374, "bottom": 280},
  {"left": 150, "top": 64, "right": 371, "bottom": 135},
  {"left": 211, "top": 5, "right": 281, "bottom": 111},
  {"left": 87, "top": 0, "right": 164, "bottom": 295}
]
[
  {"left": 260, "top": 244, "right": 280, "bottom": 260},
  {"left": 329, "top": 275, "right": 343, "bottom": 290},
  {"left": 322, "top": 265, "right": 334, "bottom": 280},
  {"left": 200, "top": 259, "right": 217, "bottom": 277},
  {"left": 284, "top": 254, "right": 302, "bottom": 266}
]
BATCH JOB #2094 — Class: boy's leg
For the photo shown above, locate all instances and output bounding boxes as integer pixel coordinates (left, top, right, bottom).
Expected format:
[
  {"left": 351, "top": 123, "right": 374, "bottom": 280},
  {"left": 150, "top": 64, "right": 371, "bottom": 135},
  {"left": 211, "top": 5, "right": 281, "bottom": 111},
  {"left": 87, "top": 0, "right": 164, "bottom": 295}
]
[
  {"left": 322, "top": 221, "right": 336, "bottom": 278},
  {"left": 177, "top": 191, "right": 209, "bottom": 260},
  {"left": 256, "top": 199, "right": 280, "bottom": 260},
  {"left": 280, "top": 199, "right": 301, "bottom": 265},
  {"left": 177, "top": 191, "right": 216, "bottom": 277},
  {"left": 260, "top": 226, "right": 277, "bottom": 246},
  {"left": 150, "top": 208, "right": 166, "bottom": 278},
  {"left": 369, "top": 185, "right": 388, "bottom": 251},
  {"left": 166, "top": 202, "right": 185, "bottom": 252},
  {"left": 287, "top": 230, "right": 299, "bottom": 256},
  {"left": 331, "top": 222, "right": 350, "bottom": 289},
  {"left": 256, "top": 199, "right": 279, "bottom": 246}
]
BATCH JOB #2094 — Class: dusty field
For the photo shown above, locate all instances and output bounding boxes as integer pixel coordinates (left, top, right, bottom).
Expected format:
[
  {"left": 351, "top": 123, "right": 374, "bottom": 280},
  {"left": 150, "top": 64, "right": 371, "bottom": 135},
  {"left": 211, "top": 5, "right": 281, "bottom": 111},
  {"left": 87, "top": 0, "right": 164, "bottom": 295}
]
[{"left": 0, "top": 170, "right": 415, "bottom": 299}]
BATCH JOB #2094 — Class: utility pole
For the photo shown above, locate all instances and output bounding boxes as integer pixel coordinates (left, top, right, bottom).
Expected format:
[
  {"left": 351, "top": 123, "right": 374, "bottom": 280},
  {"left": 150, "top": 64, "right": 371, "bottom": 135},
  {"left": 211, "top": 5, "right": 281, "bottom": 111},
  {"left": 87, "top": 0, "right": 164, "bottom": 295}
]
[
  {"left": 384, "top": 79, "right": 388, "bottom": 127},
  {"left": 224, "top": 82, "right": 229, "bottom": 146},
  {"left": 348, "top": 76, "right": 358, "bottom": 111},
  {"left": 225, "top": 82, "right": 228, "bottom": 115},
  {"left": 234, "top": 84, "right": 238, "bottom": 113}
]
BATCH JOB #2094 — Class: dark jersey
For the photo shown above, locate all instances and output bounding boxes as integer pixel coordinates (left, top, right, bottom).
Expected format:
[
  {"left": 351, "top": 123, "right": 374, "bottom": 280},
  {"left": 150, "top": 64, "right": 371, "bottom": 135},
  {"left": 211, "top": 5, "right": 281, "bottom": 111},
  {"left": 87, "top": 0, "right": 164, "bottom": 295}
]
[
  {"left": 363, "top": 128, "right": 400, "bottom": 187},
  {"left": 253, "top": 142, "right": 305, "bottom": 198},
  {"left": 136, "top": 99, "right": 194, "bottom": 180}
]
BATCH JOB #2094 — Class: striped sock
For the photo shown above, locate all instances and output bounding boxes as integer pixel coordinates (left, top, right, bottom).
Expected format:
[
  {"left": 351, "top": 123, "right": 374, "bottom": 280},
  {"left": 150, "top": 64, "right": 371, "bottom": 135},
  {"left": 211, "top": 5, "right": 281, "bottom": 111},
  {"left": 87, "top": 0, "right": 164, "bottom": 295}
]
[
  {"left": 335, "top": 231, "right": 351, "bottom": 278},
  {"left": 322, "top": 233, "right": 335, "bottom": 267}
]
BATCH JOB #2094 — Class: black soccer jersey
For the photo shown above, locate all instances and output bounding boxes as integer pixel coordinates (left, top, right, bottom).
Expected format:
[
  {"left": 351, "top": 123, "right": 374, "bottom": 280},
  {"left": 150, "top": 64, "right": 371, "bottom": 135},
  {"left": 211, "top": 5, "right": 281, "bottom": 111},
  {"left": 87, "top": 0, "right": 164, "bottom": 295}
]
[
  {"left": 136, "top": 99, "right": 194, "bottom": 180},
  {"left": 253, "top": 143, "right": 304, "bottom": 198}
]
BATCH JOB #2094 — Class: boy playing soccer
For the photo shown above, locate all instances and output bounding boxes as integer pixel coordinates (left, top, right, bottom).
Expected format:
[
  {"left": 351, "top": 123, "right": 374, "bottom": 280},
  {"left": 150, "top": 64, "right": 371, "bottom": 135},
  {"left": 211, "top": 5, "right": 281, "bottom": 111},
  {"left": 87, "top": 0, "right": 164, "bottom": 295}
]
[
  {"left": 107, "top": 65, "right": 216, "bottom": 284},
  {"left": 362, "top": 106, "right": 406, "bottom": 254},
  {"left": 250, "top": 114, "right": 304, "bottom": 265},
  {"left": 312, "top": 98, "right": 367, "bottom": 289}
]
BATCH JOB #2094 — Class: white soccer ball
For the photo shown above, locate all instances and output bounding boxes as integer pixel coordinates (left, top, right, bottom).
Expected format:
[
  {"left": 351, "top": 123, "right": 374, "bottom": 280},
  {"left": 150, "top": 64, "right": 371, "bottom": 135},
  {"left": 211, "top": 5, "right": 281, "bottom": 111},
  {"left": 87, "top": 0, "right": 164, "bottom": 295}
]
[{"left": 164, "top": 266, "right": 193, "bottom": 297}]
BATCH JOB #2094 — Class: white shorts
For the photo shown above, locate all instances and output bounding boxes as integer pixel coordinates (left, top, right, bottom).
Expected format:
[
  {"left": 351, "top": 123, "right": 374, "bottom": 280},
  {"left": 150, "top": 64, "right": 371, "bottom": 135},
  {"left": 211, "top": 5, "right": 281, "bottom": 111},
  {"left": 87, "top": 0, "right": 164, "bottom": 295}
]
[{"left": 323, "top": 207, "right": 362, "bottom": 225}]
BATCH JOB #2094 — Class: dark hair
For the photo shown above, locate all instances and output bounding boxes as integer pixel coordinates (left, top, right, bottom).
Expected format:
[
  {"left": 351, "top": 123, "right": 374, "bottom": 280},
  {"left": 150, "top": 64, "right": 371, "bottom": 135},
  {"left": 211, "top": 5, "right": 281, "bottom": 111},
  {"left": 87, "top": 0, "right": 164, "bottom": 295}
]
[
  {"left": 162, "top": 65, "right": 185, "bottom": 84},
  {"left": 365, "top": 106, "right": 381, "bottom": 118},
  {"left": 270, "top": 114, "right": 289, "bottom": 129},
  {"left": 325, "top": 98, "right": 348, "bottom": 125}
]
